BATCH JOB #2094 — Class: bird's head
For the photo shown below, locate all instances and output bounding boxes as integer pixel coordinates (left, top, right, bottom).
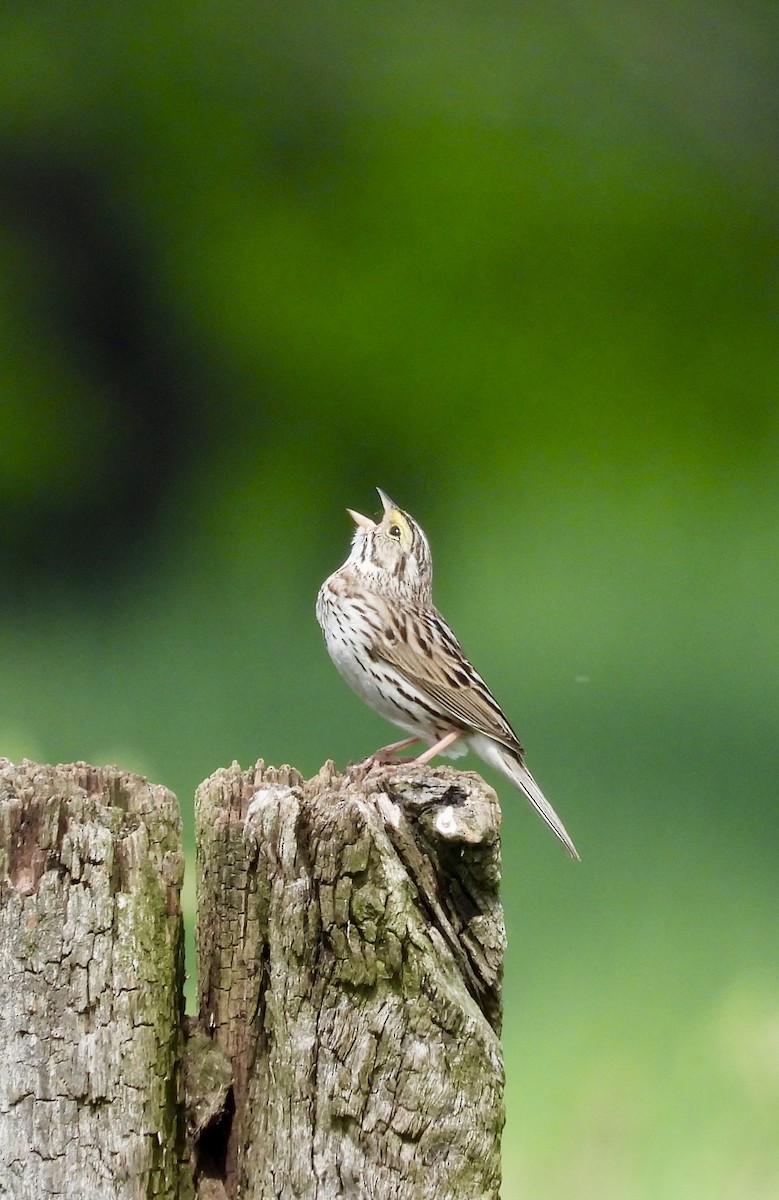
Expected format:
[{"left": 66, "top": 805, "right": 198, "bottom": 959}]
[{"left": 346, "top": 488, "right": 433, "bottom": 601}]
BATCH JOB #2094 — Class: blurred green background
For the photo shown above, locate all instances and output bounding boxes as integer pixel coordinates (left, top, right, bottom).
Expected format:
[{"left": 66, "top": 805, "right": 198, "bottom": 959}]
[{"left": 1, "top": 3, "right": 777, "bottom": 1196}]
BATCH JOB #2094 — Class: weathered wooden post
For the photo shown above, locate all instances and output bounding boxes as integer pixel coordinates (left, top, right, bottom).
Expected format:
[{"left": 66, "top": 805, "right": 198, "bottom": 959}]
[
  {"left": 0, "top": 757, "right": 505, "bottom": 1199},
  {"left": 193, "top": 760, "right": 505, "bottom": 1200},
  {"left": 0, "top": 759, "right": 185, "bottom": 1200}
]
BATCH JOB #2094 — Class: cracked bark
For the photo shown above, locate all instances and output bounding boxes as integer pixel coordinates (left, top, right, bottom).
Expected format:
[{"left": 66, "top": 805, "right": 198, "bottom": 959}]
[
  {"left": 0, "top": 759, "right": 186, "bottom": 1200},
  {"left": 195, "top": 760, "right": 505, "bottom": 1200}
]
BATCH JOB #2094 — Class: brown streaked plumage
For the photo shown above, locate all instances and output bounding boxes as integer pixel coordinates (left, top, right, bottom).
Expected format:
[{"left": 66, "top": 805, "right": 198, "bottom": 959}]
[{"left": 316, "top": 488, "right": 579, "bottom": 859}]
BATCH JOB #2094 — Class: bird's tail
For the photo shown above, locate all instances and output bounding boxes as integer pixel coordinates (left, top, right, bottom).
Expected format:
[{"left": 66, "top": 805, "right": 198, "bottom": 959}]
[{"left": 474, "top": 736, "right": 580, "bottom": 860}]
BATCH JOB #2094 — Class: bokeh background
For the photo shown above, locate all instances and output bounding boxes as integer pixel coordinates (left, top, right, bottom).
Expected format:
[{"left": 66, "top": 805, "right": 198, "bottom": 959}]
[{"left": 1, "top": 4, "right": 777, "bottom": 1197}]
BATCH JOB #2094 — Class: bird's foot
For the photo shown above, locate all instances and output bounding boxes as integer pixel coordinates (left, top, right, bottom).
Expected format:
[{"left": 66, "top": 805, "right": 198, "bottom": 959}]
[
  {"left": 358, "top": 736, "right": 421, "bottom": 768},
  {"left": 352, "top": 753, "right": 408, "bottom": 773}
]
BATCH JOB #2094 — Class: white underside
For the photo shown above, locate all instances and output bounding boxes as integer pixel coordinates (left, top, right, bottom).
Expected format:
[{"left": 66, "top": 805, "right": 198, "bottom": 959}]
[{"left": 318, "top": 585, "right": 468, "bottom": 756}]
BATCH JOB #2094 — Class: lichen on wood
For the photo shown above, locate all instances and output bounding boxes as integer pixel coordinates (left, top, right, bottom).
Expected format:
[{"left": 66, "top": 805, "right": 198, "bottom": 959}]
[{"left": 195, "top": 759, "right": 505, "bottom": 1200}]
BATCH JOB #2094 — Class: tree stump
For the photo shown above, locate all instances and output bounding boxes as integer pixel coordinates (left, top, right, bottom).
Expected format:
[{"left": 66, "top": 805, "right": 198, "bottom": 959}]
[
  {"left": 194, "top": 760, "right": 505, "bottom": 1200},
  {"left": 0, "top": 759, "right": 185, "bottom": 1200}
]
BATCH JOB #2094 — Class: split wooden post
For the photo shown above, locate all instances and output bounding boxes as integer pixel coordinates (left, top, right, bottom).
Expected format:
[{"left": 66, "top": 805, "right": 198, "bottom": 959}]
[{"left": 0, "top": 757, "right": 505, "bottom": 1199}]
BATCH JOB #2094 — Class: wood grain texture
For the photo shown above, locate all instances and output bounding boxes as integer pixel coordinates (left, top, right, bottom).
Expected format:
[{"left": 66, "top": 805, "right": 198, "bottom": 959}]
[
  {"left": 195, "top": 759, "right": 505, "bottom": 1200},
  {"left": 0, "top": 756, "right": 505, "bottom": 1200},
  {"left": 0, "top": 759, "right": 185, "bottom": 1200}
]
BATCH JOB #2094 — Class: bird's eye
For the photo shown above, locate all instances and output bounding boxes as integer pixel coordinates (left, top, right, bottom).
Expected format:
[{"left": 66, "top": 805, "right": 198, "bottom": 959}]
[{"left": 388, "top": 524, "right": 402, "bottom": 540}]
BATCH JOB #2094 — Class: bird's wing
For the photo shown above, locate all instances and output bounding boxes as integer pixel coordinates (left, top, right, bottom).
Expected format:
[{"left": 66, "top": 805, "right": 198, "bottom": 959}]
[{"left": 373, "top": 606, "right": 526, "bottom": 756}]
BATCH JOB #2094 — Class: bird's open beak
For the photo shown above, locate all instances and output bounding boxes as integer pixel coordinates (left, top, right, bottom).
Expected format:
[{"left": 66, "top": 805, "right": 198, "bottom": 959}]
[
  {"left": 376, "top": 487, "right": 399, "bottom": 513},
  {"left": 347, "top": 508, "right": 376, "bottom": 529}
]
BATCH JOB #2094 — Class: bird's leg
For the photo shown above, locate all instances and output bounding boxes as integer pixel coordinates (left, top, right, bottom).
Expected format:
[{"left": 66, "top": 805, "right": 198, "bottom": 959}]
[
  {"left": 377, "top": 735, "right": 421, "bottom": 757},
  {"left": 357, "top": 735, "right": 421, "bottom": 769},
  {"left": 413, "top": 730, "right": 462, "bottom": 764}
]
